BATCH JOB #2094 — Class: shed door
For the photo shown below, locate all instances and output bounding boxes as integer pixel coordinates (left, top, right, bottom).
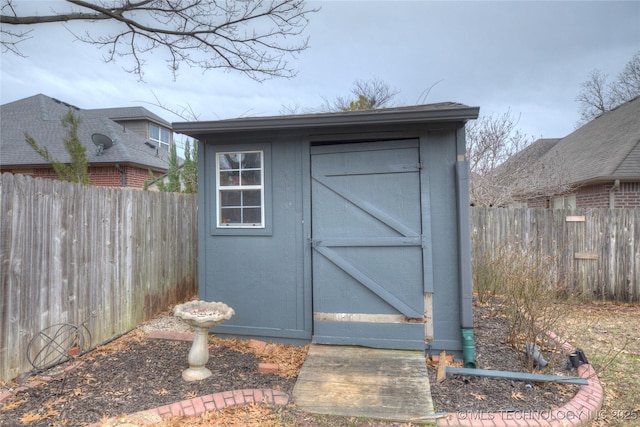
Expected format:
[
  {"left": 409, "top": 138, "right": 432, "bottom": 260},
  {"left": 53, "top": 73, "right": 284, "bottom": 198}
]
[{"left": 310, "top": 140, "right": 425, "bottom": 350}]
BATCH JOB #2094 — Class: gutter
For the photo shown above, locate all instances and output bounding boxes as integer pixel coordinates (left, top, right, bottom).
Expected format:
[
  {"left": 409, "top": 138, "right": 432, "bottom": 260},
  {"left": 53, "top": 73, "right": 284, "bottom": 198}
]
[
  {"left": 115, "top": 163, "right": 126, "bottom": 187},
  {"left": 173, "top": 104, "right": 480, "bottom": 136},
  {"left": 609, "top": 179, "right": 620, "bottom": 208},
  {"left": 455, "top": 159, "right": 477, "bottom": 369}
]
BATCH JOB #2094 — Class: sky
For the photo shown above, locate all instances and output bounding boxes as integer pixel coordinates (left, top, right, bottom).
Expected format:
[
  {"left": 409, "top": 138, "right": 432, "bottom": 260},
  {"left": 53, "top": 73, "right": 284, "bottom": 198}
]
[{"left": 1, "top": 1, "right": 639, "bottom": 151}]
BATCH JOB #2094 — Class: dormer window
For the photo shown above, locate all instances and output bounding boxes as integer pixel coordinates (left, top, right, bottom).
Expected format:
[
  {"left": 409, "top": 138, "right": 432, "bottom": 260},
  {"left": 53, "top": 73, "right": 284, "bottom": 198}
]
[{"left": 149, "top": 123, "right": 170, "bottom": 151}]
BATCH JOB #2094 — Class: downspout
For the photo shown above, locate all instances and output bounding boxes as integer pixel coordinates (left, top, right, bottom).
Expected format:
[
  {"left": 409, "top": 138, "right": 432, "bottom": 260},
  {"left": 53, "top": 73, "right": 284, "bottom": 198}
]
[
  {"left": 609, "top": 179, "right": 620, "bottom": 208},
  {"left": 115, "top": 163, "right": 126, "bottom": 187},
  {"left": 456, "top": 157, "right": 477, "bottom": 369}
]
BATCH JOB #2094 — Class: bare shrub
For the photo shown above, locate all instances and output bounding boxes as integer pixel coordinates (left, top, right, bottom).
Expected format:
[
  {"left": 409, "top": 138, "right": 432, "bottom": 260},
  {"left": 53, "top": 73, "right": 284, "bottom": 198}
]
[{"left": 473, "top": 241, "right": 571, "bottom": 371}]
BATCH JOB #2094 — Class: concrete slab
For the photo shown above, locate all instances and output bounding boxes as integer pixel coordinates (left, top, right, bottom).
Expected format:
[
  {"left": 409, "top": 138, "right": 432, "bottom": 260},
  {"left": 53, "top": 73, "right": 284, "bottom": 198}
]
[{"left": 292, "top": 344, "right": 434, "bottom": 422}]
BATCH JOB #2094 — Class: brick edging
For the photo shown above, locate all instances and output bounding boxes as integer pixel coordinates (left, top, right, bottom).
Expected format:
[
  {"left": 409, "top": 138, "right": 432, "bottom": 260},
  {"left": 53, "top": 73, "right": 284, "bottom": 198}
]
[
  {"left": 436, "top": 330, "right": 603, "bottom": 426},
  {"left": 0, "top": 361, "right": 86, "bottom": 404},
  {"left": 88, "top": 388, "right": 289, "bottom": 426}
]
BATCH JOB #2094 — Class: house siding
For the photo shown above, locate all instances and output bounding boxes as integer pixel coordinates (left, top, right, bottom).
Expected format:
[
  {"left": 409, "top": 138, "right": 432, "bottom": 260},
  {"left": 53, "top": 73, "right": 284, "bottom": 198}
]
[{"left": 118, "top": 120, "right": 149, "bottom": 139}]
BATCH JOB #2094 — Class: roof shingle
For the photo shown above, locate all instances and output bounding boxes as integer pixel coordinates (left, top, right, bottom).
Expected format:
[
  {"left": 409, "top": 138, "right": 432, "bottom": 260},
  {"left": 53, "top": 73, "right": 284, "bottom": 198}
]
[{"left": 1, "top": 94, "right": 170, "bottom": 171}]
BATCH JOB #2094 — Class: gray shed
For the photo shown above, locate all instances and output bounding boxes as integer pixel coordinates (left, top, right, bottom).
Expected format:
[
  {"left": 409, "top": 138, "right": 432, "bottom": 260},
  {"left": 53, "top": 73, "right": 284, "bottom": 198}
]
[{"left": 173, "top": 103, "right": 479, "bottom": 362}]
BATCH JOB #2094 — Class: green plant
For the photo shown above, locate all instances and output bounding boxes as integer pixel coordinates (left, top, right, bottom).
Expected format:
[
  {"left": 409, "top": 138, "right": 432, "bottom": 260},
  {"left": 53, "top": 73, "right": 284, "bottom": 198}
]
[
  {"left": 25, "top": 110, "right": 90, "bottom": 184},
  {"left": 144, "top": 140, "right": 198, "bottom": 193}
]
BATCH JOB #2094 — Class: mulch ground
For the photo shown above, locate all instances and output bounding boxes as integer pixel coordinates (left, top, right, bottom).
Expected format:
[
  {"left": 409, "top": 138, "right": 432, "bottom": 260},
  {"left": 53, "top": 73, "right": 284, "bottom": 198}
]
[
  {"left": 0, "top": 302, "right": 580, "bottom": 426},
  {"left": 428, "top": 303, "right": 578, "bottom": 413},
  {"left": 0, "top": 333, "right": 298, "bottom": 427}
]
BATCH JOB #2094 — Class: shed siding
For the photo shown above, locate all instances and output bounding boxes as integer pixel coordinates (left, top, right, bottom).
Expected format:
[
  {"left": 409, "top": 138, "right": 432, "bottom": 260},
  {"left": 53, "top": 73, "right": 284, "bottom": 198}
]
[
  {"left": 422, "top": 130, "right": 462, "bottom": 352},
  {"left": 198, "top": 139, "right": 311, "bottom": 341},
  {"left": 183, "top": 105, "right": 479, "bottom": 355}
]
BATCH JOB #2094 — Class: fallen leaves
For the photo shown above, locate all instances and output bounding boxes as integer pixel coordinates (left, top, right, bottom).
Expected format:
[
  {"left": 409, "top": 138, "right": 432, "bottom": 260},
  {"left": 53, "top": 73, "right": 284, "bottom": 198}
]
[
  {"left": 210, "top": 337, "right": 309, "bottom": 378},
  {"left": 18, "top": 396, "right": 66, "bottom": 423},
  {"left": 83, "top": 373, "right": 98, "bottom": 386},
  {"left": 19, "top": 409, "right": 59, "bottom": 423},
  {"left": 511, "top": 392, "right": 525, "bottom": 401},
  {"left": 470, "top": 392, "right": 487, "bottom": 401},
  {"left": 158, "top": 403, "right": 276, "bottom": 426},
  {"left": 1, "top": 398, "right": 26, "bottom": 410}
]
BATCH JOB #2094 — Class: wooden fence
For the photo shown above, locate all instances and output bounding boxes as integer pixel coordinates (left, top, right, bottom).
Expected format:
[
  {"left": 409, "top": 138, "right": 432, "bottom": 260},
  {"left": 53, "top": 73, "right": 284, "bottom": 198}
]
[
  {"left": 0, "top": 174, "right": 198, "bottom": 381},
  {"left": 471, "top": 207, "right": 640, "bottom": 302}
]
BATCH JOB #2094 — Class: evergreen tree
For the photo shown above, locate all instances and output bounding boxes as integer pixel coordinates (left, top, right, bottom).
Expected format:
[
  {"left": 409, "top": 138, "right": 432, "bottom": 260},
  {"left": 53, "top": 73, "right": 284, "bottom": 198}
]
[
  {"left": 145, "top": 140, "right": 197, "bottom": 193},
  {"left": 181, "top": 140, "right": 198, "bottom": 194},
  {"left": 25, "top": 110, "right": 90, "bottom": 184}
]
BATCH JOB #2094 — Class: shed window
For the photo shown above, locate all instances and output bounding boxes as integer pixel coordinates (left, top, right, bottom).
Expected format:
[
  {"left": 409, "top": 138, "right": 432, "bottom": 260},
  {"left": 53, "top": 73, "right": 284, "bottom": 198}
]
[{"left": 216, "top": 151, "right": 264, "bottom": 228}]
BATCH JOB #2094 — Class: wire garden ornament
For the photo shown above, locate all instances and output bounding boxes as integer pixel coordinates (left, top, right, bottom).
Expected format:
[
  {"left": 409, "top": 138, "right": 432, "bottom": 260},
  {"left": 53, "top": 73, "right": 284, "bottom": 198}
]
[{"left": 26, "top": 312, "right": 95, "bottom": 372}]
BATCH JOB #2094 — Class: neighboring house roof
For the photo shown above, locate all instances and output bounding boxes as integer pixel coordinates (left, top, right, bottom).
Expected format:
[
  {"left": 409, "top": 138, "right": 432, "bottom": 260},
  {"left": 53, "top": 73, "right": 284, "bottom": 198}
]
[
  {"left": 524, "top": 96, "right": 640, "bottom": 188},
  {"left": 553, "top": 96, "right": 640, "bottom": 185},
  {"left": 495, "top": 96, "right": 640, "bottom": 202},
  {"left": 0, "top": 94, "right": 170, "bottom": 171},
  {"left": 85, "top": 106, "right": 171, "bottom": 127},
  {"left": 506, "top": 138, "right": 562, "bottom": 168}
]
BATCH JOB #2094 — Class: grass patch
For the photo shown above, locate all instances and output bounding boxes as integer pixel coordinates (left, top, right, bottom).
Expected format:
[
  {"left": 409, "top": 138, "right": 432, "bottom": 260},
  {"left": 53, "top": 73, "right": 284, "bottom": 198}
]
[{"left": 555, "top": 302, "right": 640, "bottom": 426}]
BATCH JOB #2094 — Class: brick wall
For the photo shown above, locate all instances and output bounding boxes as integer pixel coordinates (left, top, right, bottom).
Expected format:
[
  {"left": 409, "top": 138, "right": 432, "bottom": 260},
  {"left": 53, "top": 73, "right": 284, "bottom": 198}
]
[
  {"left": 615, "top": 182, "right": 640, "bottom": 207},
  {"left": 7, "top": 165, "right": 163, "bottom": 189},
  {"left": 87, "top": 166, "right": 123, "bottom": 187},
  {"left": 524, "top": 182, "right": 640, "bottom": 208},
  {"left": 575, "top": 184, "right": 610, "bottom": 208},
  {"left": 525, "top": 197, "right": 548, "bottom": 208},
  {"left": 125, "top": 166, "right": 161, "bottom": 188}
]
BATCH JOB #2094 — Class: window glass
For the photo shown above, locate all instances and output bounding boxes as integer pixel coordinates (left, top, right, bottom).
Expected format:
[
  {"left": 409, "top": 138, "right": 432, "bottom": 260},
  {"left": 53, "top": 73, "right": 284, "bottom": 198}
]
[
  {"left": 551, "top": 194, "right": 576, "bottom": 209},
  {"left": 149, "top": 123, "right": 170, "bottom": 151},
  {"left": 217, "top": 151, "right": 264, "bottom": 228}
]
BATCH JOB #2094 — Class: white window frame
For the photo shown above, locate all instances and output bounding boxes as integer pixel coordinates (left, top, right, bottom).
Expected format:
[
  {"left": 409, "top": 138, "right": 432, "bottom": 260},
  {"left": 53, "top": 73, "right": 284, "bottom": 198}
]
[
  {"left": 216, "top": 150, "right": 265, "bottom": 228},
  {"left": 551, "top": 193, "right": 576, "bottom": 209},
  {"left": 149, "top": 123, "right": 170, "bottom": 152}
]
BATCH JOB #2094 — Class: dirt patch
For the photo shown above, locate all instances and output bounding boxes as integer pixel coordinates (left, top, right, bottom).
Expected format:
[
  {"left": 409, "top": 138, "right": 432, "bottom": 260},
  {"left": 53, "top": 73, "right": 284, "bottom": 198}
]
[{"left": 0, "top": 303, "right": 581, "bottom": 426}]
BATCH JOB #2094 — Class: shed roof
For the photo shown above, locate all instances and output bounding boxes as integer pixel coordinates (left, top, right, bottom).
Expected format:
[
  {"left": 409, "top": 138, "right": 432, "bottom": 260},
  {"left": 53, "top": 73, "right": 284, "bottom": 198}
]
[
  {"left": 173, "top": 102, "right": 479, "bottom": 136},
  {"left": 1, "top": 94, "right": 170, "bottom": 171}
]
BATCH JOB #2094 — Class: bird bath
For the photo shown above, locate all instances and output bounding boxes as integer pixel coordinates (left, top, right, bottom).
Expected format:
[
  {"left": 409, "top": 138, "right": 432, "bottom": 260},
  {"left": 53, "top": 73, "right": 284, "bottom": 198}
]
[{"left": 174, "top": 300, "right": 235, "bottom": 381}]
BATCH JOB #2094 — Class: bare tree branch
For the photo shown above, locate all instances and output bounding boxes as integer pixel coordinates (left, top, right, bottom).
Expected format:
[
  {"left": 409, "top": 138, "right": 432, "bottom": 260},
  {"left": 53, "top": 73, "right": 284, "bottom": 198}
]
[
  {"left": 140, "top": 90, "right": 202, "bottom": 121},
  {"left": 575, "top": 69, "right": 614, "bottom": 125},
  {"left": 1, "top": 0, "right": 318, "bottom": 80},
  {"left": 575, "top": 51, "right": 640, "bottom": 126},
  {"left": 465, "top": 110, "right": 558, "bottom": 207},
  {"left": 611, "top": 51, "right": 640, "bottom": 105},
  {"left": 318, "top": 77, "right": 400, "bottom": 112}
]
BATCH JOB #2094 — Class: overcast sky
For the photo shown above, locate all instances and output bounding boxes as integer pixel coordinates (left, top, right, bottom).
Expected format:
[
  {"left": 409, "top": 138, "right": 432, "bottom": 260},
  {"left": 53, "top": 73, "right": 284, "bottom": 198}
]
[{"left": 1, "top": 1, "right": 639, "bottom": 150}]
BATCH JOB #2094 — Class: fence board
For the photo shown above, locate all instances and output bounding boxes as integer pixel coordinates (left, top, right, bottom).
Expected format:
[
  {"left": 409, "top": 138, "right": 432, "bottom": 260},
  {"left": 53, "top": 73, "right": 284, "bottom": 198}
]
[
  {"left": 471, "top": 207, "right": 640, "bottom": 303},
  {"left": 0, "top": 174, "right": 197, "bottom": 381}
]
